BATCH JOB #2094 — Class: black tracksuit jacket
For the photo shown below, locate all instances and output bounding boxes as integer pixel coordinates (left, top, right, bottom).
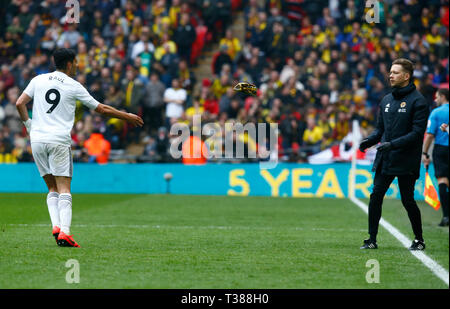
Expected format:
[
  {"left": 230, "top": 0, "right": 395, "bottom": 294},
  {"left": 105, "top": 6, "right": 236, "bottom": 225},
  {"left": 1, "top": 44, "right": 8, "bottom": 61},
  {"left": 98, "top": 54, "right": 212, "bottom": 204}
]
[{"left": 366, "top": 82, "right": 429, "bottom": 178}]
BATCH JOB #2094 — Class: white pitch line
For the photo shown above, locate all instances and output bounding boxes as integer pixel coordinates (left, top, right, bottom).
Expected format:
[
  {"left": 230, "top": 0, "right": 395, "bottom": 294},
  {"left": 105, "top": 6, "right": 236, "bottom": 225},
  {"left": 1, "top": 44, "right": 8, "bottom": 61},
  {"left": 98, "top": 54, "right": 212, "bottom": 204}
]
[
  {"left": 5, "top": 223, "right": 366, "bottom": 233},
  {"left": 350, "top": 196, "right": 449, "bottom": 286}
]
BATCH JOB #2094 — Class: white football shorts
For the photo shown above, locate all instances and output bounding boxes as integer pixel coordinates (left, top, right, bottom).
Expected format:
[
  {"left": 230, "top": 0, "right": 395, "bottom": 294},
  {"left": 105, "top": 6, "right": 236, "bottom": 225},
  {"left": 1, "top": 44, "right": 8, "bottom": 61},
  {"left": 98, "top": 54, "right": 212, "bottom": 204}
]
[{"left": 31, "top": 142, "right": 73, "bottom": 177}]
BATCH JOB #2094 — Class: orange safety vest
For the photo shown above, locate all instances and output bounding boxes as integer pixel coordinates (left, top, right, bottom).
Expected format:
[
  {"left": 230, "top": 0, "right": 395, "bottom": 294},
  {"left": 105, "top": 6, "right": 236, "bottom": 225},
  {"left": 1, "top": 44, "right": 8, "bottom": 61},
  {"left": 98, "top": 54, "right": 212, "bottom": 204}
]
[
  {"left": 182, "top": 135, "right": 207, "bottom": 165},
  {"left": 84, "top": 133, "right": 111, "bottom": 164}
]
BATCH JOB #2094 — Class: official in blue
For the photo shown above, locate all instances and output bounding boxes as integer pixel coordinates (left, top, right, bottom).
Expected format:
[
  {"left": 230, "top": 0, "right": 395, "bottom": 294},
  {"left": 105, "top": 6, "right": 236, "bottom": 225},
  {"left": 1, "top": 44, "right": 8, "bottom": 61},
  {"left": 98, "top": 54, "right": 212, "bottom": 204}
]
[
  {"left": 422, "top": 88, "right": 449, "bottom": 227},
  {"left": 359, "top": 58, "right": 429, "bottom": 250}
]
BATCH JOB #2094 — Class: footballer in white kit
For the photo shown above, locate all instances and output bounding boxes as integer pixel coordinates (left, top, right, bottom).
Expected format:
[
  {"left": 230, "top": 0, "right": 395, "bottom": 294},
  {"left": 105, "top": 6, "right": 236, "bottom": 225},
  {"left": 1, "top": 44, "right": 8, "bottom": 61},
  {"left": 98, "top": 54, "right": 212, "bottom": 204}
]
[
  {"left": 16, "top": 48, "right": 144, "bottom": 247},
  {"left": 25, "top": 70, "right": 99, "bottom": 178}
]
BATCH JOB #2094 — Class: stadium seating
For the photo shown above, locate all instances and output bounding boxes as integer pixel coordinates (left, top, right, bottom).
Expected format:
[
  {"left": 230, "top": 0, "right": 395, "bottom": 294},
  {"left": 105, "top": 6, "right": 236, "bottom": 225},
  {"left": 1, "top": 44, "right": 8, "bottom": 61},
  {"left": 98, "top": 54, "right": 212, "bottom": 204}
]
[{"left": 0, "top": 0, "right": 448, "bottom": 164}]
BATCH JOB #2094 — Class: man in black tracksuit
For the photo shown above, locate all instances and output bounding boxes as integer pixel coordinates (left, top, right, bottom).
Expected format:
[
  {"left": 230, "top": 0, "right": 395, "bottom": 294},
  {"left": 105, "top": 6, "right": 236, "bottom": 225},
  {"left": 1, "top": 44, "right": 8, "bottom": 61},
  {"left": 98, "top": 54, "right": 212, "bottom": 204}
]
[{"left": 359, "top": 58, "right": 429, "bottom": 250}]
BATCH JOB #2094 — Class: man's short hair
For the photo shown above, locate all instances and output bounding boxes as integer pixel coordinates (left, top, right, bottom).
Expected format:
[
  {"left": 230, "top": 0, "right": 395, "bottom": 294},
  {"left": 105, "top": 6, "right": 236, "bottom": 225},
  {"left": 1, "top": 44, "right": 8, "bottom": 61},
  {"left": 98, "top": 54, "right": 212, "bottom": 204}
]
[
  {"left": 392, "top": 58, "right": 415, "bottom": 81},
  {"left": 53, "top": 48, "right": 76, "bottom": 71},
  {"left": 437, "top": 88, "right": 449, "bottom": 102}
]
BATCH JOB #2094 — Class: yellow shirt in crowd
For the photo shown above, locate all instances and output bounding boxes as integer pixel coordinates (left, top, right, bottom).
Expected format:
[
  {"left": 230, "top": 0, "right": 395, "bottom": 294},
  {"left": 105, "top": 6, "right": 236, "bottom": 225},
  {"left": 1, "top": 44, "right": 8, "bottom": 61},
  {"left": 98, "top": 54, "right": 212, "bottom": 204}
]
[{"left": 303, "top": 126, "right": 324, "bottom": 145}]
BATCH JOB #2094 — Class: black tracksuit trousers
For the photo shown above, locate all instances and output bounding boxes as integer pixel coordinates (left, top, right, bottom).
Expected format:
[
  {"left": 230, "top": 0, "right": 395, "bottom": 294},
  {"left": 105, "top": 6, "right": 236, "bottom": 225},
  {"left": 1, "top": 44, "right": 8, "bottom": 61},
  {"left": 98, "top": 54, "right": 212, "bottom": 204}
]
[{"left": 368, "top": 171, "right": 423, "bottom": 242}]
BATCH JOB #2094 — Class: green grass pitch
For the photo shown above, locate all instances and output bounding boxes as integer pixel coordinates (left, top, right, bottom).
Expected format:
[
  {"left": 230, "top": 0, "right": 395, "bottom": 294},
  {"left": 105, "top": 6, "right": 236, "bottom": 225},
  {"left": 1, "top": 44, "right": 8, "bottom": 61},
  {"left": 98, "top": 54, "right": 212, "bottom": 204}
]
[{"left": 0, "top": 193, "right": 448, "bottom": 289}]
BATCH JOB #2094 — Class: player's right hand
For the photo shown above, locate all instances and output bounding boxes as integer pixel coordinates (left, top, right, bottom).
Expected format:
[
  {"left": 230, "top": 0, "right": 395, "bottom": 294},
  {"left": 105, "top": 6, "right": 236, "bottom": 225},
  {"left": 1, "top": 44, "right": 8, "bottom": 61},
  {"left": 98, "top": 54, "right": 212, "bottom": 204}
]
[
  {"left": 127, "top": 113, "right": 144, "bottom": 127},
  {"left": 23, "top": 119, "right": 32, "bottom": 134}
]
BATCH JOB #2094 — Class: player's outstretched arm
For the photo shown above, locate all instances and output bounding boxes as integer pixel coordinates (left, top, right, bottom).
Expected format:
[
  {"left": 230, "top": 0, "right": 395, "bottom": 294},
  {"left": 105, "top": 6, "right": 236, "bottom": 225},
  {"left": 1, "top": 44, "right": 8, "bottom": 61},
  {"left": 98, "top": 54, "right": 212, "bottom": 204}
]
[{"left": 95, "top": 103, "right": 144, "bottom": 127}]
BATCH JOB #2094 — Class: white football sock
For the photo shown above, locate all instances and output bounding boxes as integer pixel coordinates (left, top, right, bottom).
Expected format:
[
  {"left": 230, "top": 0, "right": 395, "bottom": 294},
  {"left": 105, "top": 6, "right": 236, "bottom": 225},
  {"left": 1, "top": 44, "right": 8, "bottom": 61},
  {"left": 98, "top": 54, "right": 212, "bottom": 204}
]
[
  {"left": 58, "top": 193, "right": 72, "bottom": 234},
  {"left": 47, "top": 192, "right": 60, "bottom": 228}
]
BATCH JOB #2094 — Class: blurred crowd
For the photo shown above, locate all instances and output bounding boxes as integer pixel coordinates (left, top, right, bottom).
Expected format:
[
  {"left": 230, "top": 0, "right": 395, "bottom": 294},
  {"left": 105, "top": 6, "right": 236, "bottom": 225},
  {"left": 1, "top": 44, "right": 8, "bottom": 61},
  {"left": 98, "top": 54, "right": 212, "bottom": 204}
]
[
  {"left": 233, "top": 0, "right": 449, "bottom": 161},
  {"left": 0, "top": 0, "right": 449, "bottom": 164}
]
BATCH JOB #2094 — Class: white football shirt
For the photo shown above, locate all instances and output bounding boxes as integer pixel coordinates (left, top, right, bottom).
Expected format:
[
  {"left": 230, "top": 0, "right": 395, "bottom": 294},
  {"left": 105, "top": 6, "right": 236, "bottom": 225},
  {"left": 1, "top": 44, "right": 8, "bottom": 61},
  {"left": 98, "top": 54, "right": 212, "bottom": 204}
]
[
  {"left": 164, "top": 87, "right": 187, "bottom": 119},
  {"left": 24, "top": 71, "right": 100, "bottom": 146}
]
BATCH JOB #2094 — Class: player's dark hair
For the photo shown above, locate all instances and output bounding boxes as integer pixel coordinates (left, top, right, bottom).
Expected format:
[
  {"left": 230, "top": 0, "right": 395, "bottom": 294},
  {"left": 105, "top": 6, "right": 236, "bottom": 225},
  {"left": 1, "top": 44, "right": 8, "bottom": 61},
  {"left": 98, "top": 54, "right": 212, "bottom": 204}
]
[
  {"left": 437, "top": 88, "right": 449, "bottom": 102},
  {"left": 392, "top": 58, "right": 415, "bottom": 82},
  {"left": 53, "top": 48, "right": 76, "bottom": 71}
]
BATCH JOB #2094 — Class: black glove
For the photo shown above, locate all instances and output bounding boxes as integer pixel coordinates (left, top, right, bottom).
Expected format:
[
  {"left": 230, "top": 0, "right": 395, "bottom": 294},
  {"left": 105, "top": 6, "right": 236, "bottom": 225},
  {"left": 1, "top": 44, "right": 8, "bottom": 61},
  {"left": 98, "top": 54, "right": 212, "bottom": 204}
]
[
  {"left": 376, "top": 142, "right": 392, "bottom": 152},
  {"left": 359, "top": 138, "right": 371, "bottom": 152}
]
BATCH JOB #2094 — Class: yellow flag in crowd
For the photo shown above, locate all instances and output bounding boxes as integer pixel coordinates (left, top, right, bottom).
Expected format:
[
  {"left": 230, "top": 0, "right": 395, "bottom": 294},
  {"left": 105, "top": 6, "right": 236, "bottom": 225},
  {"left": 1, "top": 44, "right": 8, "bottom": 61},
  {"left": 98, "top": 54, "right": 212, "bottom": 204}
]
[{"left": 424, "top": 171, "right": 440, "bottom": 210}]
